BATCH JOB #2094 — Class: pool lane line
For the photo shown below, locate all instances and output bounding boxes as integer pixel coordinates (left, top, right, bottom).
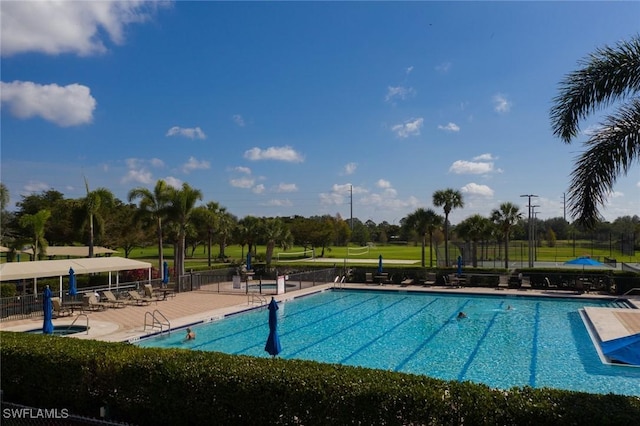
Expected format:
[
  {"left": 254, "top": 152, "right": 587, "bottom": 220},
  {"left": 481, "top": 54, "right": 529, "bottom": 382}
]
[
  {"left": 339, "top": 298, "right": 440, "bottom": 365},
  {"left": 187, "top": 293, "right": 358, "bottom": 350},
  {"left": 529, "top": 302, "right": 541, "bottom": 387},
  {"left": 457, "top": 301, "right": 504, "bottom": 382},
  {"left": 394, "top": 300, "right": 472, "bottom": 372},
  {"left": 283, "top": 296, "right": 412, "bottom": 358},
  {"left": 229, "top": 294, "right": 384, "bottom": 355}
]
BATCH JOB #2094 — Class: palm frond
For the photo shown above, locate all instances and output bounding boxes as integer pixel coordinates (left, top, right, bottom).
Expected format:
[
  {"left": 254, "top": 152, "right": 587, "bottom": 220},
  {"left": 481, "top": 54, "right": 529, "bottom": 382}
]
[
  {"left": 568, "top": 98, "right": 640, "bottom": 228},
  {"left": 550, "top": 36, "right": 640, "bottom": 142}
]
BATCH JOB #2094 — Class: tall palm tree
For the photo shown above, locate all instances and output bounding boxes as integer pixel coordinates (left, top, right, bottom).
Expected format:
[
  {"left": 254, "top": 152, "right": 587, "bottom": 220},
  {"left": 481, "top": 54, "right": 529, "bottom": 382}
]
[
  {"left": 83, "top": 178, "right": 115, "bottom": 257},
  {"left": 166, "top": 183, "right": 203, "bottom": 283},
  {"left": 456, "top": 214, "right": 491, "bottom": 268},
  {"left": 262, "top": 217, "right": 293, "bottom": 267},
  {"left": 19, "top": 209, "right": 50, "bottom": 294},
  {"left": 215, "top": 208, "right": 236, "bottom": 259},
  {"left": 550, "top": 35, "right": 640, "bottom": 229},
  {"left": 404, "top": 208, "right": 442, "bottom": 268},
  {"left": 432, "top": 188, "right": 464, "bottom": 267},
  {"left": 490, "top": 202, "right": 522, "bottom": 269},
  {"left": 128, "top": 180, "right": 171, "bottom": 279}
]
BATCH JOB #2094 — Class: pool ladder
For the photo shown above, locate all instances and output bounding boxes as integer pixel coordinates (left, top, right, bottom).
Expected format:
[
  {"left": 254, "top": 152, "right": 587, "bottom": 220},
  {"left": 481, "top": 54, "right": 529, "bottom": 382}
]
[
  {"left": 248, "top": 292, "right": 267, "bottom": 306},
  {"left": 144, "top": 309, "right": 171, "bottom": 335},
  {"left": 612, "top": 288, "right": 640, "bottom": 305},
  {"left": 64, "top": 314, "right": 90, "bottom": 335}
]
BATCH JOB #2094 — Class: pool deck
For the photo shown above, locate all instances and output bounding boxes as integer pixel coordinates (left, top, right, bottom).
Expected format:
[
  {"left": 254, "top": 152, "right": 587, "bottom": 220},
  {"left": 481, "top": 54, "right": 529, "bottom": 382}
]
[{"left": 1, "top": 282, "right": 638, "bottom": 344}]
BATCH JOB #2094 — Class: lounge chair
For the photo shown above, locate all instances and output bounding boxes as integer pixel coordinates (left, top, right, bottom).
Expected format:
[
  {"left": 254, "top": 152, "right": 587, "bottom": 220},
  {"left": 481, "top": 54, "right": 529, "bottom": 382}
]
[
  {"left": 101, "top": 290, "right": 126, "bottom": 308},
  {"left": 84, "top": 294, "right": 109, "bottom": 311},
  {"left": 143, "top": 284, "right": 165, "bottom": 301},
  {"left": 365, "top": 272, "right": 374, "bottom": 284},
  {"left": 401, "top": 278, "right": 414, "bottom": 286},
  {"left": 51, "top": 297, "right": 72, "bottom": 317},
  {"left": 126, "top": 290, "right": 154, "bottom": 306}
]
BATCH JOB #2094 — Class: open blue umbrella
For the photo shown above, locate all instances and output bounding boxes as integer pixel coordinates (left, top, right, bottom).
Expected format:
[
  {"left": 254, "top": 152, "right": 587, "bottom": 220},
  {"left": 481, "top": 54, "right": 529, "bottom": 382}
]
[
  {"left": 377, "top": 254, "right": 383, "bottom": 274},
  {"left": 457, "top": 255, "right": 463, "bottom": 277},
  {"left": 264, "top": 297, "right": 282, "bottom": 357},
  {"left": 162, "top": 261, "right": 169, "bottom": 285},
  {"left": 564, "top": 256, "right": 605, "bottom": 271},
  {"left": 68, "top": 267, "right": 77, "bottom": 297},
  {"left": 246, "top": 252, "right": 252, "bottom": 271},
  {"left": 43, "top": 286, "right": 53, "bottom": 335}
]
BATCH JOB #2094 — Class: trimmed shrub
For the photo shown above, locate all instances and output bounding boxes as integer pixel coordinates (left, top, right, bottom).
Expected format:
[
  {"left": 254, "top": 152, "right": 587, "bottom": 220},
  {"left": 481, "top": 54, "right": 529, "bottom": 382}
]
[{"left": 2, "top": 332, "right": 639, "bottom": 425}]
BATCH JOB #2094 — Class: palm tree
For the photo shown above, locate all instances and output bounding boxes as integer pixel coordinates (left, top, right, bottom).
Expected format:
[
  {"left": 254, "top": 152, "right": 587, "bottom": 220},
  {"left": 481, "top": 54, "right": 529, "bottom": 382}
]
[
  {"left": 404, "top": 208, "right": 442, "bottom": 268},
  {"left": 166, "top": 183, "right": 203, "bottom": 283},
  {"left": 128, "top": 180, "right": 171, "bottom": 279},
  {"left": 262, "top": 218, "right": 293, "bottom": 267},
  {"left": 456, "top": 214, "right": 491, "bottom": 268},
  {"left": 550, "top": 35, "right": 640, "bottom": 229},
  {"left": 490, "top": 202, "right": 522, "bottom": 269},
  {"left": 19, "top": 209, "right": 50, "bottom": 294},
  {"left": 432, "top": 188, "right": 464, "bottom": 267},
  {"left": 82, "top": 178, "right": 114, "bottom": 257},
  {"left": 214, "top": 208, "right": 237, "bottom": 259}
]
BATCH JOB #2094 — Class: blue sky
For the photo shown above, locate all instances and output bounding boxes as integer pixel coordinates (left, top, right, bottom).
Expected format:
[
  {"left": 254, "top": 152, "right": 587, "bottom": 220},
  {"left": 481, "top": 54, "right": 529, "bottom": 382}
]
[{"left": 1, "top": 1, "right": 639, "bottom": 226}]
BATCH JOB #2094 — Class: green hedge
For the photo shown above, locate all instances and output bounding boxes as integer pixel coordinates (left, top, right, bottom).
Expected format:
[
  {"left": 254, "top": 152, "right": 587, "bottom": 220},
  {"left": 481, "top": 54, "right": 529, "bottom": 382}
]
[{"left": 1, "top": 332, "right": 639, "bottom": 425}]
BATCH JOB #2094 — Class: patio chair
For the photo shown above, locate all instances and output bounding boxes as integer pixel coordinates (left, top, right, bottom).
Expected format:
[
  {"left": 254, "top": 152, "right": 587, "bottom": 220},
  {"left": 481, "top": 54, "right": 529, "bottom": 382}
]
[
  {"left": 143, "top": 284, "right": 165, "bottom": 301},
  {"left": 101, "top": 290, "right": 126, "bottom": 308},
  {"left": 365, "top": 272, "right": 374, "bottom": 284},
  {"left": 84, "top": 294, "right": 109, "bottom": 311},
  {"left": 51, "top": 297, "right": 72, "bottom": 317},
  {"left": 126, "top": 290, "right": 154, "bottom": 306}
]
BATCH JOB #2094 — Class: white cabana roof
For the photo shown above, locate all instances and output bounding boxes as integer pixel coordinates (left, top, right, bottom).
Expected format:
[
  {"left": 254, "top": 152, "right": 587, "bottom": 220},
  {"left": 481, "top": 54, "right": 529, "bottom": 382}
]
[
  {"left": 20, "top": 246, "right": 118, "bottom": 257},
  {"left": 0, "top": 257, "right": 151, "bottom": 281}
]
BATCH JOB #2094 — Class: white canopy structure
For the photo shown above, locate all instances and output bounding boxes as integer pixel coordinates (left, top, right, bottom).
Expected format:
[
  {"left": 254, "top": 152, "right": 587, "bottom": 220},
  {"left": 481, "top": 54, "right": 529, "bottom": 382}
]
[
  {"left": 0, "top": 257, "right": 152, "bottom": 298},
  {"left": 19, "top": 246, "right": 118, "bottom": 257}
]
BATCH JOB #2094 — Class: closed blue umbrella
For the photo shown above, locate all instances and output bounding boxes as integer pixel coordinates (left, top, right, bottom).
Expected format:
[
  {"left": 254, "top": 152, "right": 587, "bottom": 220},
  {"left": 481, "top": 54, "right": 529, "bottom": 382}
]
[
  {"left": 68, "top": 267, "right": 77, "bottom": 297},
  {"left": 264, "top": 297, "right": 282, "bottom": 357},
  {"left": 43, "top": 286, "right": 53, "bottom": 335},
  {"left": 162, "top": 261, "right": 169, "bottom": 285},
  {"left": 457, "top": 255, "right": 463, "bottom": 277},
  {"left": 378, "top": 254, "right": 383, "bottom": 274},
  {"left": 247, "top": 252, "right": 252, "bottom": 271}
]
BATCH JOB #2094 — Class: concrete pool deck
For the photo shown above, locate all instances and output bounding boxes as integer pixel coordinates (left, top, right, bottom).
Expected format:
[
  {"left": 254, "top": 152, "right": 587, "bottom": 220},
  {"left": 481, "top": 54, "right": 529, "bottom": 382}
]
[{"left": 1, "top": 282, "right": 638, "bottom": 345}]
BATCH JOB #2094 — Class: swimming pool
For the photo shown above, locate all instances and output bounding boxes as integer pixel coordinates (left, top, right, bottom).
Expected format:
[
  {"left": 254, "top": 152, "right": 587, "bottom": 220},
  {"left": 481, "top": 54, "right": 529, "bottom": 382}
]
[
  {"left": 136, "top": 289, "right": 640, "bottom": 396},
  {"left": 27, "top": 325, "right": 89, "bottom": 336}
]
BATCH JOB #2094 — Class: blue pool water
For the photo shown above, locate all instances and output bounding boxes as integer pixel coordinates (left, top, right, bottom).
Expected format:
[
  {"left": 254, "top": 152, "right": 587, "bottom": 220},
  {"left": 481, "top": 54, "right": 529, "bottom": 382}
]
[{"left": 136, "top": 289, "right": 640, "bottom": 396}]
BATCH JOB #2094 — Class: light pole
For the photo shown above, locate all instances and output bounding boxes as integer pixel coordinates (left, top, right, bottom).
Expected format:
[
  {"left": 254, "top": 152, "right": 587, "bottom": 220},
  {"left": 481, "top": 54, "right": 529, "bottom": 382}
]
[{"left": 520, "top": 194, "right": 538, "bottom": 268}]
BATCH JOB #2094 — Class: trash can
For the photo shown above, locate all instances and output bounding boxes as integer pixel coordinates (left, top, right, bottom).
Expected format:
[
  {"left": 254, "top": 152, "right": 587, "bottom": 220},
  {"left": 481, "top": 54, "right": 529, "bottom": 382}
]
[{"left": 232, "top": 275, "right": 242, "bottom": 289}]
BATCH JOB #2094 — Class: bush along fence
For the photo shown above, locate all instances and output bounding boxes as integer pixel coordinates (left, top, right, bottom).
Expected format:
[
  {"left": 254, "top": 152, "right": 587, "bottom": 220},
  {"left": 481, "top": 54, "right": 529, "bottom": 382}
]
[{"left": 2, "top": 333, "right": 639, "bottom": 426}]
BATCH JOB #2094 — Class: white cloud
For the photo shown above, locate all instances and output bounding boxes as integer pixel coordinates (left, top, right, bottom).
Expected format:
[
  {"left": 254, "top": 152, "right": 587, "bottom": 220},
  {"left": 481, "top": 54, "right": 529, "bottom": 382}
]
[
  {"left": 166, "top": 126, "right": 206, "bottom": 140},
  {"left": 0, "top": 81, "right": 96, "bottom": 127},
  {"left": 23, "top": 181, "right": 50, "bottom": 193},
  {"left": 473, "top": 153, "right": 495, "bottom": 161},
  {"left": 385, "top": 85, "right": 416, "bottom": 102},
  {"left": 391, "top": 117, "right": 423, "bottom": 138},
  {"left": 461, "top": 183, "right": 494, "bottom": 198},
  {"left": 0, "top": 1, "right": 164, "bottom": 56},
  {"left": 149, "top": 158, "right": 164, "bottom": 168},
  {"left": 406, "top": 66, "right": 414, "bottom": 74},
  {"left": 344, "top": 162, "right": 357, "bottom": 175},
  {"left": 163, "top": 176, "right": 182, "bottom": 189},
  {"left": 276, "top": 183, "right": 298, "bottom": 193},
  {"left": 435, "top": 62, "right": 452, "bottom": 73},
  {"left": 437, "top": 122, "right": 460, "bottom": 132},
  {"left": 449, "top": 160, "right": 494, "bottom": 174},
  {"left": 265, "top": 199, "right": 293, "bottom": 207},
  {"left": 252, "top": 184, "right": 265, "bottom": 194},
  {"left": 493, "top": 94, "right": 511, "bottom": 113},
  {"left": 244, "top": 146, "right": 304, "bottom": 163},
  {"left": 234, "top": 166, "right": 252, "bottom": 174},
  {"left": 181, "top": 157, "right": 210, "bottom": 174},
  {"left": 377, "top": 179, "right": 392, "bottom": 189},
  {"left": 230, "top": 177, "right": 254, "bottom": 189},
  {"left": 607, "top": 191, "right": 624, "bottom": 199},
  {"left": 319, "top": 183, "right": 367, "bottom": 206},
  {"left": 232, "top": 114, "right": 245, "bottom": 127},
  {"left": 121, "top": 169, "right": 153, "bottom": 185},
  {"left": 637, "top": 181, "right": 640, "bottom": 188}
]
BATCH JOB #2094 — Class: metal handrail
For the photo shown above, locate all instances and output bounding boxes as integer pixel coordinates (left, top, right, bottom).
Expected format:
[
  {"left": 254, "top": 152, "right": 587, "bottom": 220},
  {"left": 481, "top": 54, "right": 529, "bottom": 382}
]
[
  {"left": 144, "top": 309, "right": 171, "bottom": 335},
  {"left": 613, "top": 288, "right": 640, "bottom": 304},
  {"left": 248, "top": 292, "right": 267, "bottom": 306},
  {"left": 65, "top": 313, "right": 90, "bottom": 334}
]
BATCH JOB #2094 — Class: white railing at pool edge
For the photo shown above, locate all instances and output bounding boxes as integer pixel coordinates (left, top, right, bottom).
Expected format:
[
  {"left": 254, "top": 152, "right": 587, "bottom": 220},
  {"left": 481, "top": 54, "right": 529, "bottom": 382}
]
[
  {"left": 144, "top": 309, "right": 171, "bottom": 335},
  {"left": 248, "top": 292, "right": 267, "bottom": 306},
  {"left": 65, "top": 314, "right": 89, "bottom": 335},
  {"left": 613, "top": 288, "right": 640, "bottom": 304}
]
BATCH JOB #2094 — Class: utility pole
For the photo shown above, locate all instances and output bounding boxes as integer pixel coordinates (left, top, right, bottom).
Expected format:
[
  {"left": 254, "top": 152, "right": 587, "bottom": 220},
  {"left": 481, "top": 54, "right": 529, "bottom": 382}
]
[
  {"left": 520, "top": 194, "right": 538, "bottom": 268},
  {"left": 350, "top": 184, "right": 353, "bottom": 231},
  {"left": 562, "top": 193, "right": 566, "bottom": 222}
]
